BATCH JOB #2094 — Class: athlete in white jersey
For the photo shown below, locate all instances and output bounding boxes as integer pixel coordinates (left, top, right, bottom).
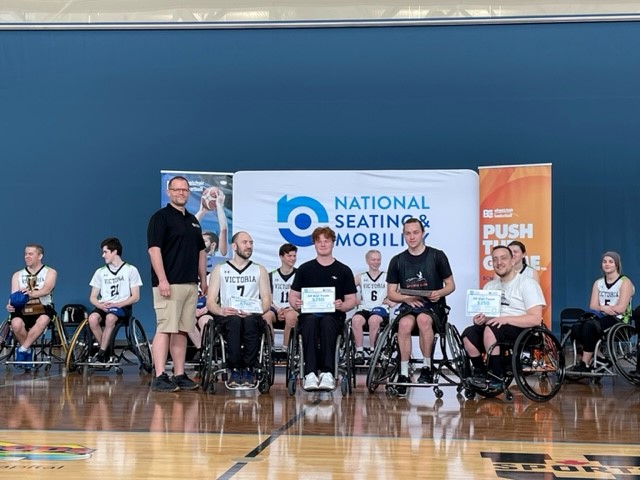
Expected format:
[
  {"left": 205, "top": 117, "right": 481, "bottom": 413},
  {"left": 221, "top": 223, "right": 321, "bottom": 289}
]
[
  {"left": 263, "top": 243, "right": 299, "bottom": 359},
  {"left": 352, "top": 250, "right": 396, "bottom": 365},
  {"left": 87, "top": 238, "right": 142, "bottom": 363},
  {"left": 207, "top": 231, "right": 271, "bottom": 388},
  {"left": 572, "top": 251, "right": 635, "bottom": 373},
  {"left": 7, "top": 244, "right": 58, "bottom": 366}
]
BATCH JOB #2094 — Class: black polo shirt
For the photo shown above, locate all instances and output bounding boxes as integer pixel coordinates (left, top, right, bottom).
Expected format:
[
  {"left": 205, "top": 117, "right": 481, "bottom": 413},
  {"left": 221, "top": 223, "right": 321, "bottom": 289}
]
[{"left": 147, "top": 204, "right": 205, "bottom": 286}]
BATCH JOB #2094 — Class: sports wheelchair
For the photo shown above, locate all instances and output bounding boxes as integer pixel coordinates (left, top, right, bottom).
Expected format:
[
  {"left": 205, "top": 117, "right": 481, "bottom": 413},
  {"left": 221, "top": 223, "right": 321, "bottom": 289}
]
[
  {"left": 286, "top": 319, "right": 354, "bottom": 395},
  {"left": 64, "top": 313, "right": 152, "bottom": 375},
  {"left": 561, "top": 314, "right": 639, "bottom": 386},
  {"left": 462, "top": 325, "right": 565, "bottom": 402},
  {"left": 0, "top": 311, "right": 70, "bottom": 372},
  {"left": 365, "top": 307, "right": 467, "bottom": 399},
  {"left": 198, "top": 318, "right": 274, "bottom": 394}
]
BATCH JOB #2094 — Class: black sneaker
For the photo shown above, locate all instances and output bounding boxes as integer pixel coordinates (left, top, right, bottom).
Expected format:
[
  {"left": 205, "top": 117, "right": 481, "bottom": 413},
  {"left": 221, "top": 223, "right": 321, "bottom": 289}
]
[
  {"left": 417, "top": 367, "right": 434, "bottom": 384},
  {"left": 171, "top": 373, "right": 200, "bottom": 391},
  {"left": 468, "top": 371, "right": 487, "bottom": 390},
  {"left": 151, "top": 373, "right": 179, "bottom": 392},
  {"left": 573, "top": 361, "right": 592, "bottom": 374},
  {"left": 354, "top": 351, "right": 365, "bottom": 366},
  {"left": 396, "top": 374, "right": 410, "bottom": 397}
]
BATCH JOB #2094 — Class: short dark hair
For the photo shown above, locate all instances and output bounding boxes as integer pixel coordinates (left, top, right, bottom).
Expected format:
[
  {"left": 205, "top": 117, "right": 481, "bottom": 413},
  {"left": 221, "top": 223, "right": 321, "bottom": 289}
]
[
  {"left": 203, "top": 231, "right": 219, "bottom": 253},
  {"left": 101, "top": 237, "right": 123, "bottom": 256},
  {"left": 25, "top": 243, "right": 44, "bottom": 255},
  {"left": 491, "top": 245, "right": 513, "bottom": 257},
  {"left": 402, "top": 217, "right": 424, "bottom": 233},
  {"left": 168, "top": 175, "right": 189, "bottom": 189},
  {"left": 279, "top": 243, "right": 298, "bottom": 256}
]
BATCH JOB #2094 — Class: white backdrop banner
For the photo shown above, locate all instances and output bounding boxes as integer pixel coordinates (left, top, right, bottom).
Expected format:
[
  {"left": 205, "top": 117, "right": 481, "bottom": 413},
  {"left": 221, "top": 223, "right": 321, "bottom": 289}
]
[{"left": 233, "top": 169, "right": 478, "bottom": 330}]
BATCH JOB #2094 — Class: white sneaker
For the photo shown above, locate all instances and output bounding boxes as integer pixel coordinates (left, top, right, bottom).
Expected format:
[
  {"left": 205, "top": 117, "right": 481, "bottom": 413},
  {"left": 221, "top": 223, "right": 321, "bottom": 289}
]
[
  {"left": 318, "top": 372, "right": 335, "bottom": 391},
  {"left": 303, "top": 372, "right": 320, "bottom": 390}
]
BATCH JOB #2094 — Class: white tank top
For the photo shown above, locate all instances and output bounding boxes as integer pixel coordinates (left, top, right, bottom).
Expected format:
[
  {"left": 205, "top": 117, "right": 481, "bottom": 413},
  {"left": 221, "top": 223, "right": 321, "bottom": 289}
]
[
  {"left": 18, "top": 265, "right": 54, "bottom": 306},
  {"left": 596, "top": 275, "right": 634, "bottom": 321},
  {"left": 270, "top": 268, "right": 296, "bottom": 308},
  {"left": 359, "top": 271, "right": 387, "bottom": 310},
  {"left": 89, "top": 263, "right": 143, "bottom": 303},
  {"left": 219, "top": 261, "right": 261, "bottom": 308}
]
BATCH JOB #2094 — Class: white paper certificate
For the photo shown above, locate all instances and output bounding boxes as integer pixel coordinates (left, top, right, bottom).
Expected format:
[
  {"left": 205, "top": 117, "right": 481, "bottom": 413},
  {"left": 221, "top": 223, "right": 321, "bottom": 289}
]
[
  {"left": 466, "top": 289, "right": 501, "bottom": 316},
  {"left": 229, "top": 296, "right": 263, "bottom": 314},
  {"left": 301, "top": 287, "right": 335, "bottom": 313}
]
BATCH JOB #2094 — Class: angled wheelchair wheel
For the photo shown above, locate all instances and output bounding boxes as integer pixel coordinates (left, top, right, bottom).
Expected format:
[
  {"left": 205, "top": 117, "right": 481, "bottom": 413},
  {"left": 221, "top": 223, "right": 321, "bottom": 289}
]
[
  {"left": 513, "top": 326, "right": 565, "bottom": 402},
  {"left": 0, "top": 319, "right": 15, "bottom": 363},
  {"left": 336, "top": 331, "right": 353, "bottom": 395},
  {"left": 445, "top": 323, "right": 470, "bottom": 381},
  {"left": 258, "top": 327, "right": 274, "bottom": 394},
  {"left": 199, "top": 322, "right": 216, "bottom": 393},
  {"left": 608, "top": 322, "right": 640, "bottom": 386},
  {"left": 366, "top": 321, "right": 399, "bottom": 393},
  {"left": 65, "top": 319, "right": 92, "bottom": 373},
  {"left": 286, "top": 330, "right": 301, "bottom": 396},
  {"left": 130, "top": 318, "right": 152, "bottom": 373}
]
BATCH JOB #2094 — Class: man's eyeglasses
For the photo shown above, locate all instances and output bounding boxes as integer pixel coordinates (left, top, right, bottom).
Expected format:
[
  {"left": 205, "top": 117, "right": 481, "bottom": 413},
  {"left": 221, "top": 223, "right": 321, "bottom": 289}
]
[{"left": 169, "top": 188, "right": 190, "bottom": 193}]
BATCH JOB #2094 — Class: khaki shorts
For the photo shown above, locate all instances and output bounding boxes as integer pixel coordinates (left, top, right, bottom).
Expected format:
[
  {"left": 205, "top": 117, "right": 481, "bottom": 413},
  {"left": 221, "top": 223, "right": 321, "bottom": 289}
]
[{"left": 153, "top": 284, "right": 198, "bottom": 333}]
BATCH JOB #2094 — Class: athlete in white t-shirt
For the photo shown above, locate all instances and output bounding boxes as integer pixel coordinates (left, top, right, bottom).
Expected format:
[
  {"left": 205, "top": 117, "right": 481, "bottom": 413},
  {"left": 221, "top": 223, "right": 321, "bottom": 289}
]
[
  {"left": 462, "top": 245, "right": 545, "bottom": 390},
  {"left": 87, "top": 237, "right": 143, "bottom": 363}
]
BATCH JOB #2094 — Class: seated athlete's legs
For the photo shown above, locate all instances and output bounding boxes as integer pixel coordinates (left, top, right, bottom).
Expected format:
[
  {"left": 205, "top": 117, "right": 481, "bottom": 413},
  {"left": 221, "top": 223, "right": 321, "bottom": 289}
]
[
  {"left": 11, "top": 314, "right": 51, "bottom": 350},
  {"left": 217, "top": 315, "right": 243, "bottom": 370},
  {"left": 101, "top": 312, "right": 119, "bottom": 352},
  {"left": 416, "top": 312, "right": 435, "bottom": 358},
  {"left": 483, "top": 324, "right": 523, "bottom": 378},
  {"left": 241, "top": 314, "right": 262, "bottom": 369},
  {"left": 262, "top": 309, "right": 277, "bottom": 340},
  {"left": 282, "top": 308, "right": 298, "bottom": 349},
  {"left": 351, "top": 311, "right": 367, "bottom": 349},
  {"left": 298, "top": 314, "right": 320, "bottom": 374},
  {"left": 88, "top": 311, "right": 104, "bottom": 345},
  {"left": 368, "top": 314, "right": 384, "bottom": 348},
  {"left": 397, "top": 314, "right": 417, "bottom": 362},
  {"left": 461, "top": 324, "right": 487, "bottom": 375},
  {"left": 318, "top": 313, "right": 343, "bottom": 373},
  {"left": 581, "top": 316, "right": 618, "bottom": 365}
]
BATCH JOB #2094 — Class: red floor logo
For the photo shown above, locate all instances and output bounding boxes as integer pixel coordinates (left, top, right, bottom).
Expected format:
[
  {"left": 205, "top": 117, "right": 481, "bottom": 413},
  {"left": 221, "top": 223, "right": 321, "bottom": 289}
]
[
  {"left": 0, "top": 441, "right": 94, "bottom": 461},
  {"left": 482, "top": 452, "right": 640, "bottom": 479}
]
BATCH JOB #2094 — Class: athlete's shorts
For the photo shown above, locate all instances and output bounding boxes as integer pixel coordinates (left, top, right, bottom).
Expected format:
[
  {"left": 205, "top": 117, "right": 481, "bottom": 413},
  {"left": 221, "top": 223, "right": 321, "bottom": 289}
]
[{"left": 11, "top": 305, "right": 56, "bottom": 331}]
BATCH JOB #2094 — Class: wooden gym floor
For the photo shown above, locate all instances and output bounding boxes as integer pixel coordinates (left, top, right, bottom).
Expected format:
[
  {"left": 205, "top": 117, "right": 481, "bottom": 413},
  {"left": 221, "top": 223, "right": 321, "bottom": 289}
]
[{"left": 1, "top": 363, "right": 639, "bottom": 479}]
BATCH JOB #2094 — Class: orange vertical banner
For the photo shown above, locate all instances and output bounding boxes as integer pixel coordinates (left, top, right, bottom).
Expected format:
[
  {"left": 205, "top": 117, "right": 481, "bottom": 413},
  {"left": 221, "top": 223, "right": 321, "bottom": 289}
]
[{"left": 479, "top": 164, "right": 552, "bottom": 327}]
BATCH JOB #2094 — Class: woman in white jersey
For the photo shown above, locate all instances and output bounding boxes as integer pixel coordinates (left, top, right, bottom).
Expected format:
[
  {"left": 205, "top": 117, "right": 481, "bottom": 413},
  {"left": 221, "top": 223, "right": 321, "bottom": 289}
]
[
  {"left": 508, "top": 241, "right": 540, "bottom": 283},
  {"left": 573, "top": 251, "right": 634, "bottom": 373}
]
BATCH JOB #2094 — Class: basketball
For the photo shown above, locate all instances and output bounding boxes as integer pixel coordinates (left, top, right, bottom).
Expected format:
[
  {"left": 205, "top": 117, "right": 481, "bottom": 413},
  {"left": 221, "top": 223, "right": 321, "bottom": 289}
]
[{"left": 200, "top": 186, "right": 220, "bottom": 210}]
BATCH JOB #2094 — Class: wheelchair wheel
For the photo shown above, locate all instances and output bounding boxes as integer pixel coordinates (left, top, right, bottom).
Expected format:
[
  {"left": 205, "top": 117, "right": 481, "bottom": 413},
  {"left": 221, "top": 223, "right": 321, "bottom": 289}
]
[
  {"left": 513, "top": 326, "right": 565, "bottom": 402},
  {"left": 445, "top": 323, "right": 470, "bottom": 380},
  {"left": 258, "top": 328, "right": 273, "bottom": 394},
  {"left": 65, "top": 319, "right": 92, "bottom": 373},
  {"left": 130, "top": 318, "right": 152, "bottom": 373},
  {"left": 0, "top": 319, "right": 14, "bottom": 363},
  {"left": 337, "top": 332, "right": 353, "bottom": 395},
  {"left": 608, "top": 322, "right": 640, "bottom": 386},
  {"left": 366, "top": 321, "right": 399, "bottom": 393},
  {"left": 199, "top": 322, "right": 216, "bottom": 393},
  {"left": 286, "top": 331, "right": 300, "bottom": 396}
]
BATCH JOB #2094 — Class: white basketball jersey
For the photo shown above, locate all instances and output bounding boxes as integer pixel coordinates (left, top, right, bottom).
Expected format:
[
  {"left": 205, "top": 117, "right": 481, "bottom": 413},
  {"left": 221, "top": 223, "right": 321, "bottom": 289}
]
[
  {"left": 89, "top": 263, "right": 143, "bottom": 303},
  {"left": 596, "top": 275, "right": 634, "bottom": 320},
  {"left": 359, "top": 271, "right": 387, "bottom": 310},
  {"left": 18, "top": 265, "right": 54, "bottom": 306},
  {"left": 270, "top": 268, "right": 296, "bottom": 308},
  {"left": 219, "top": 261, "right": 261, "bottom": 307}
]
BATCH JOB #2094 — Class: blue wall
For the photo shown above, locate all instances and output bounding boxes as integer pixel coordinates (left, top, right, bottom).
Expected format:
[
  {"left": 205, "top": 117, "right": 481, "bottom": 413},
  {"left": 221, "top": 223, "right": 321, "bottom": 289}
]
[{"left": 1, "top": 21, "right": 639, "bottom": 334}]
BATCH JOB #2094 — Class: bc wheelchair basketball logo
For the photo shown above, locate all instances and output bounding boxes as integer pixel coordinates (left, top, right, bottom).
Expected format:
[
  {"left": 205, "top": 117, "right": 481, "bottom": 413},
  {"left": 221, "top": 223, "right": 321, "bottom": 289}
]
[
  {"left": 483, "top": 451, "right": 640, "bottom": 478},
  {"left": 277, "top": 195, "right": 329, "bottom": 247},
  {"left": 0, "top": 440, "right": 94, "bottom": 461}
]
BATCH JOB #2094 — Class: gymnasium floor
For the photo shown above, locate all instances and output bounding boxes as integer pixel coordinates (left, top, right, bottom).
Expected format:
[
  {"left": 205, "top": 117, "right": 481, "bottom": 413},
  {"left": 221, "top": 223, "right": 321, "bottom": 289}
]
[{"left": 1, "top": 362, "right": 639, "bottom": 479}]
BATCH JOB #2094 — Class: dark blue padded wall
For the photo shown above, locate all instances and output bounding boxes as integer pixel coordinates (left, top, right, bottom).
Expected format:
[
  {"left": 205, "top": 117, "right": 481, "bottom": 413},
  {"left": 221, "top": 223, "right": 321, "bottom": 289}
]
[{"left": 1, "top": 22, "right": 639, "bottom": 334}]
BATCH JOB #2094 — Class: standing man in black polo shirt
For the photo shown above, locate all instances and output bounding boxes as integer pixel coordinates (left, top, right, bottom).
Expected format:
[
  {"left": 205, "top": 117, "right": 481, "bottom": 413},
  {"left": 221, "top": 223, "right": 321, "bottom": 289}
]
[
  {"left": 289, "top": 226, "right": 357, "bottom": 391},
  {"left": 148, "top": 176, "right": 207, "bottom": 392}
]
